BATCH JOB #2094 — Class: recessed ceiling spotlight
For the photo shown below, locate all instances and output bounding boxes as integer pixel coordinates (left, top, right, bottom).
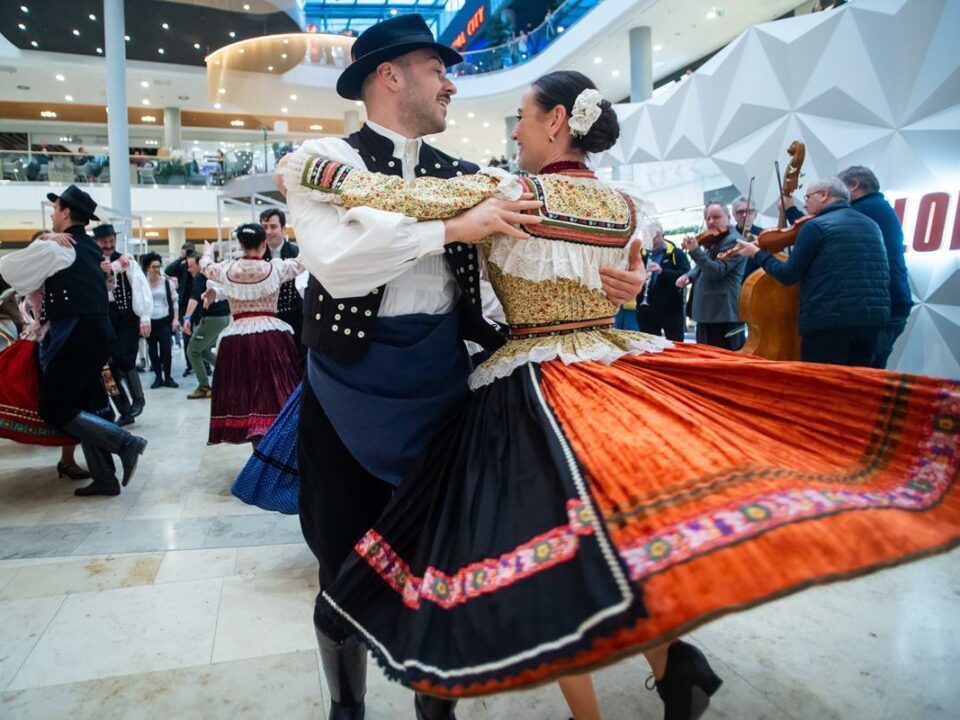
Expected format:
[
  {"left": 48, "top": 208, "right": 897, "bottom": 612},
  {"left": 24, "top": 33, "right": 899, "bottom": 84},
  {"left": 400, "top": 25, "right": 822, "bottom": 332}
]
[
  {"left": 158, "top": 48, "right": 165, "bottom": 55},
  {"left": 281, "top": 107, "right": 288, "bottom": 113},
  {"left": 140, "top": 80, "right": 149, "bottom": 88},
  {"left": 55, "top": 73, "right": 65, "bottom": 81},
  {"left": 467, "top": 112, "right": 475, "bottom": 118},
  {"left": 280, "top": 52, "right": 287, "bottom": 59},
  {"left": 20, "top": 5, "right": 29, "bottom": 13},
  {"left": 653, "top": 43, "right": 663, "bottom": 52},
  {"left": 194, "top": 43, "right": 201, "bottom": 50},
  {"left": 18, "top": 23, "right": 26, "bottom": 30},
  {"left": 96, "top": 47, "right": 103, "bottom": 54},
  {"left": 283, "top": 38, "right": 289, "bottom": 45},
  {"left": 611, "top": 69, "right": 620, "bottom": 77},
  {"left": 461, "top": 137, "right": 469, "bottom": 143},
  {"left": 218, "top": 88, "right": 226, "bottom": 94},
  {"left": 230, "top": 119, "right": 244, "bottom": 127},
  {"left": 557, "top": 26, "right": 565, "bottom": 33},
  {"left": 289, "top": 94, "right": 297, "bottom": 100},
  {"left": 124, "top": 34, "right": 130, "bottom": 41},
  {"left": 142, "top": 98, "right": 150, "bottom": 105},
  {"left": 161, "top": 22, "right": 169, "bottom": 30},
  {"left": 243, "top": 3, "right": 250, "bottom": 9},
  {"left": 706, "top": 9, "right": 717, "bottom": 20},
  {"left": 88, "top": 13, "right": 96, "bottom": 21},
  {"left": 238, "top": 48, "right": 245, "bottom": 54},
  {"left": 229, "top": 31, "right": 236, "bottom": 38},
  {"left": 310, "top": 124, "right": 324, "bottom": 131},
  {"left": 482, "top": 121, "right": 489, "bottom": 128},
  {"left": 30, "top": 40, "right": 38, "bottom": 47},
  {"left": 593, "top": 57, "right": 602, "bottom": 64},
  {"left": 214, "top": 102, "right": 222, "bottom": 109},
  {"left": 72, "top": 29, "right": 80, "bottom": 36},
  {"left": 267, "top": 65, "right": 274, "bottom": 71},
  {"left": 390, "top": 8, "right": 397, "bottom": 15},
  {"left": 64, "top": 94, "right": 73, "bottom": 101}
]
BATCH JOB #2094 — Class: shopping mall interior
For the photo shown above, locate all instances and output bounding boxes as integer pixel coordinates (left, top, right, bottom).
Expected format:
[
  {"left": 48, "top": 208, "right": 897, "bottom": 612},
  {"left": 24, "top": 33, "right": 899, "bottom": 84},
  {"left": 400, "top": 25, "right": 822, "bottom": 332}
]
[{"left": 0, "top": 0, "right": 957, "bottom": 718}]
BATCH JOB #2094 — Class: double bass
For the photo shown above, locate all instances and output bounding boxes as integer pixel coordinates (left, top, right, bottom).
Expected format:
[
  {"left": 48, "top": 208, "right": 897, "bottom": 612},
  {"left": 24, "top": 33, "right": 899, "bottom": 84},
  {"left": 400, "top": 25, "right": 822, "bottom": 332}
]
[{"left": 729, "top": 142, "right": 806, "bottom": 361}]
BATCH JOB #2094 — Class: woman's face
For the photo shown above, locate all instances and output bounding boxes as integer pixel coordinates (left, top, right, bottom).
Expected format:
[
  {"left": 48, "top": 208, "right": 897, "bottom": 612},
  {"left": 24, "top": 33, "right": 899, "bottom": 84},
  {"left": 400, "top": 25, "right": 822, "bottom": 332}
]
[
  {"left": 148, "top": 260, "right": 161, "bottom": 277},
  {"left": 511, "top": 86, "right": 554, "bottom": 173}
]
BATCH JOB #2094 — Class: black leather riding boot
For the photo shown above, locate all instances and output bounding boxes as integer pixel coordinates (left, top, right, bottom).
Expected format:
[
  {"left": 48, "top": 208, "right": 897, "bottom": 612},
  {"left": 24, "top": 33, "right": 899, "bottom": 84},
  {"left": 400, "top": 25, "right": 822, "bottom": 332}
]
[
  {"left": 62, "top": 411, "right": 147, "bottom": 487},
  {"left": 74, "top": 442, "right": 120, "bottom": 496},
  {"left": 123, "top": 368, "right": 146, "bottom": 417},
  {"left": 415, "top": 693, "right": 458, "bottom": 720},
  {"left": 315, "top": 627, "right": 367, "bottom": 720}
]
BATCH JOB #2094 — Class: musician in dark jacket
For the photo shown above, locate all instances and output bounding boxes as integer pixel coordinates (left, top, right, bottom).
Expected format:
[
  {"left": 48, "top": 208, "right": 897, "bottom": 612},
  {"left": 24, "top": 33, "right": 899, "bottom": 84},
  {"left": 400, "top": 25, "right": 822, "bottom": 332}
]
[
  {"left": 0, "top": 185, "right": 147, "bottom": 497},
  {"left": 737, "top": 176, "right": 890, "bottom": 366},
  {"left": 637, "top": 221, "right": 690, "bottom": 341}
]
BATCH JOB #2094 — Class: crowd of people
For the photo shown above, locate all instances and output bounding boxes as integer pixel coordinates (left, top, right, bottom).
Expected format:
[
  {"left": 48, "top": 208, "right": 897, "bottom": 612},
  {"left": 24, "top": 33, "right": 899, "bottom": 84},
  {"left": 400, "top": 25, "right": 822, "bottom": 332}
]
[{"left": 0, "top": 10, "right": 956, "bottom": 720}]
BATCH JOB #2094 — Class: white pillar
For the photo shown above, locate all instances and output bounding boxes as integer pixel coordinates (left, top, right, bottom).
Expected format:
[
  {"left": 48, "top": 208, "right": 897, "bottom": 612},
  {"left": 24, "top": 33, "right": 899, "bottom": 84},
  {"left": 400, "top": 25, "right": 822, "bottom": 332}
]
[
  {"left": 163, "top": 107, "right": 182, "bottom": 151},
  {"left": 629, "top": 26, "right": 653, "bottom": 103},
  {"left": 104, "top": 0, "right": 131, "bottom": 216},
  {"left": 167, "top": 227, "right": 186, "bottom": 259}
]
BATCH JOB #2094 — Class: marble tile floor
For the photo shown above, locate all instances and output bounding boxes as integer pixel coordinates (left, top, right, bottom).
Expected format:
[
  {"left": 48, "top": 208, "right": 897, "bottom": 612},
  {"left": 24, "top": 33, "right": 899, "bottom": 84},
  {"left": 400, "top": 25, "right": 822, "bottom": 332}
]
[{"left": 1, "top": 365, "right": 958, "bottom": 719}]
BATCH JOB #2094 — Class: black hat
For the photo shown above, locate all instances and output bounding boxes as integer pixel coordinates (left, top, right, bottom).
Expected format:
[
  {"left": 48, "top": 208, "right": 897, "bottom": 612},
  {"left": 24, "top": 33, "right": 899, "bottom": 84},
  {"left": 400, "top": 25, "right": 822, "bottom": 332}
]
[
  {"left": 47, "top": 184, "right": 99, "bottom": 222},
  {"left": 92, "top": 223, "right": 117, "bottom": 239},
  {"left": 336, "top": 14, "right": 462, "bottom": 101}
]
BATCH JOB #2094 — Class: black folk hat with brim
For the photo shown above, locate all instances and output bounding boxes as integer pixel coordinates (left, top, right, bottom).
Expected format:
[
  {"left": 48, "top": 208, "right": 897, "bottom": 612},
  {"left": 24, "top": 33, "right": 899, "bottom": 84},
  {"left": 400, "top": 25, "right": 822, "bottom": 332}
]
[
  {"left": 336, "top": 14, "right": 463, "bottom": 101},
  {"left": 92, "top": 224, "right": 117, "bottom": 239},
  {"left": 46, "top": 184, "right": 99, "bottom": 222}
]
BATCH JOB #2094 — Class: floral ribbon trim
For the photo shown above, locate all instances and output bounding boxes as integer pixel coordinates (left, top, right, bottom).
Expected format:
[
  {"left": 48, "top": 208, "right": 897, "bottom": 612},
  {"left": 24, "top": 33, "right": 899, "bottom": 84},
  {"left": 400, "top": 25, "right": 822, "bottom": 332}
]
[
  {"left": 620, "top": 387, "right": 960, "bottom": 581},
  {"left": 356, "top": 499, "right": 597, "bottom": 610}
]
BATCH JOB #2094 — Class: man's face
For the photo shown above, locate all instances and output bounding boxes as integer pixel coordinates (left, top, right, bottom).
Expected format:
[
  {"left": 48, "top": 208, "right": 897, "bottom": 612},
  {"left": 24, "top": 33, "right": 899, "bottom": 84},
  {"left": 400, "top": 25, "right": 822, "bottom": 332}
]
[
  {"left": 804, "top": 188, "right": 831, "bottom": 215},
  {"left": 96, "top": 234, "right": 117, "bottom": 256},
  {"left": 652, "top": 232, "right": 665, "bottom": 251},
  {"left": 261, "top": 216, "right": 284, "bottom": 246},
  {"left": 394, "top": 49, "right": 456, "bottom": 137},
  {"left": 732, "top": 202, "right": 756, "bottom": 229},
  {"left": 704, "top": 204, "right": 730, "bottom": 232},
  {"left": 50, "top": 200, "right": 71, "bottom": 233},
  {"left": 186, "top": 257, "right": 200, "bottom": 276}
]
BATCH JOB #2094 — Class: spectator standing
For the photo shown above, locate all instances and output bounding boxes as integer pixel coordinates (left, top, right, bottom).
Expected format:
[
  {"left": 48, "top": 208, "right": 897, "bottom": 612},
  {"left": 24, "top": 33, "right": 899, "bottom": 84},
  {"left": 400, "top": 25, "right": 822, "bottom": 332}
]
[
  {"left": 140, "top": 253, "right": 179, "bottom": 388},
  {"left": 637, "top": 222, "right": 690, "bottom": 341},
  {"left": 165, "top": 243, "right": 196, "bottom": 376}
]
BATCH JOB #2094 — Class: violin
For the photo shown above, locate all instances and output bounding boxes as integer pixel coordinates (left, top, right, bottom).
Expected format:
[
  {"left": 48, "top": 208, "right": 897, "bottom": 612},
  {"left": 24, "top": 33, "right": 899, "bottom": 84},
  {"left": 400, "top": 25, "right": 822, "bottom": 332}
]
[
  {"left": 718, "top": 216, "right": 811, "bottom": 260},
  {"left": 690, "top": 227, "right": 725, "bottom": 250}
]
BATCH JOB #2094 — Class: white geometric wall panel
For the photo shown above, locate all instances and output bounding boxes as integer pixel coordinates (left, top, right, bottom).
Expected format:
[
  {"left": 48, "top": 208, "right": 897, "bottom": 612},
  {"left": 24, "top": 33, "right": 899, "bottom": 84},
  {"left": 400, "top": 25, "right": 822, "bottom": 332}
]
[{"left": 601, "top": 0, "right": 960, "bottom": 378}]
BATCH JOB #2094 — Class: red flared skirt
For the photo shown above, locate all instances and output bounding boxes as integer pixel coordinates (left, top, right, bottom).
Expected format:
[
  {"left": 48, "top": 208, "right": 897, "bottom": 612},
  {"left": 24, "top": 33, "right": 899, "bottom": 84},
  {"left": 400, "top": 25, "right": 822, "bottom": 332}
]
[{"left": 0, "top": 339, "right": 71, "bottom": 446}]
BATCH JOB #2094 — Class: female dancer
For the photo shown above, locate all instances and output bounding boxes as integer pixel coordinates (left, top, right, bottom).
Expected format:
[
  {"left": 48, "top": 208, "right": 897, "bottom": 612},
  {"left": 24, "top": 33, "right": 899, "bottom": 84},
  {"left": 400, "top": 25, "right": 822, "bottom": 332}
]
[
  {"left": 283, "top": 71, "right": 959, "bottom": 719},
  {"left": 199, "top": 224, "right": 303, "bottom": 445}
]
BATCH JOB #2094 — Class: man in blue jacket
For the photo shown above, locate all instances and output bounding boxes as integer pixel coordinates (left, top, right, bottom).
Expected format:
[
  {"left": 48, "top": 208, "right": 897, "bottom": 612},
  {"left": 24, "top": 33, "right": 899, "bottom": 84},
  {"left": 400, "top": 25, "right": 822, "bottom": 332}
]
[
  {"left": 735, "top": 177, "right": 890, "bottom": 366},
  {"left": 838, "top": 165, "right": 913, "bottom": 368}
]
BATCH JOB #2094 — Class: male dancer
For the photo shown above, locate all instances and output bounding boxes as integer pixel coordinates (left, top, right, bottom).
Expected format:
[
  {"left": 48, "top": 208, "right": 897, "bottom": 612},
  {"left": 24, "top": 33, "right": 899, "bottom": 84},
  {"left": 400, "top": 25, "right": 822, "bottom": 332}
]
[
  {"left": 283, "top": 16, "right": 644, "bottom": 720},
  {"left": 260, "top": 208, "right": 304, "bottom": 361}
]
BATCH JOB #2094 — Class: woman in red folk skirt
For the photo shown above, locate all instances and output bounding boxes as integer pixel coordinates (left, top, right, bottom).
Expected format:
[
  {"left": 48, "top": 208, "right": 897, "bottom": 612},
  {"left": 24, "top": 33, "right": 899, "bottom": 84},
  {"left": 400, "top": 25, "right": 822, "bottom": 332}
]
[{"left": 199, "top": 225, "right": 303, "bottom": 445}]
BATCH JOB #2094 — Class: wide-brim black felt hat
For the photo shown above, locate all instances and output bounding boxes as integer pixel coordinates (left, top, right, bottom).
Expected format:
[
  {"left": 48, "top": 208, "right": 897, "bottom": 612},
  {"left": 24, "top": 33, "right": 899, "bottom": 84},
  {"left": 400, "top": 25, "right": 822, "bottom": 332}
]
[
  {"left": 92, "top": 223, "right": 117, "bottom": 239},
  {"left": 336, "top": 14, "right": 462, "bottom": 101},
  {"left": 47, "top": 184, "right": 99, "bottom": 222}
]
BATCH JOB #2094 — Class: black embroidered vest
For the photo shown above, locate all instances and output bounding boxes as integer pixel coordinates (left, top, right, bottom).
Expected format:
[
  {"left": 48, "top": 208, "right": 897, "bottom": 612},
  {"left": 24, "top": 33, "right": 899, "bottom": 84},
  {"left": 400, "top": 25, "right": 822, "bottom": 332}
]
[
  {"left": 43, "top": 226, "right": 110, "bottom": 320},
  {"left": 301, "top": 125, "right": 505, "bottom": 364},
  {"left": 263, "top": 240, "right": 302, "bottom": 319},
  {"left": 108, "top": 250, "right": 137, "bottom": 322}
]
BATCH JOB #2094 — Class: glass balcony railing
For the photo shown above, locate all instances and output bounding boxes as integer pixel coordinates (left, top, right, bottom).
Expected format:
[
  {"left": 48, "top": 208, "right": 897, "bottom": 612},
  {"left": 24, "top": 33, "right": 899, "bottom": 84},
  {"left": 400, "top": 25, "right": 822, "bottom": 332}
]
[{"left": 449, "top": 0, "right": 601, "bottom": 77}]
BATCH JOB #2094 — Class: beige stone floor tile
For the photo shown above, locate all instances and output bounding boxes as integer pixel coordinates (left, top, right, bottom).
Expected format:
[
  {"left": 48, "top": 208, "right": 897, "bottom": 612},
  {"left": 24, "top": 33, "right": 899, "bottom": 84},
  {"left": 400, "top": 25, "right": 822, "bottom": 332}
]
[
  {"left": 153, "top": 548, "right": 238, "bottom": 584},
  {"left": 0, "top": 554, "right": 163, "bottom": 600},
  {"left": 0, "top": 595, "right": 66, "bottom": 691}
]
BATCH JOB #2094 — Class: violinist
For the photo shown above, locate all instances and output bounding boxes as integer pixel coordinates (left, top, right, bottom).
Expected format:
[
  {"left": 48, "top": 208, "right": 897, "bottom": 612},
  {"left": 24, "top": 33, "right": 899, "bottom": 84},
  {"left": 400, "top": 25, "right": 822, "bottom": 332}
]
[
  {"left": 734, "top": 177, "right": 891, "bottom": 367},
  {"left": 733, "top": 195, "right": 763, "bottom": 280},
  {"left": 677, "top": 202, "right": 747, "bottom": 350}
]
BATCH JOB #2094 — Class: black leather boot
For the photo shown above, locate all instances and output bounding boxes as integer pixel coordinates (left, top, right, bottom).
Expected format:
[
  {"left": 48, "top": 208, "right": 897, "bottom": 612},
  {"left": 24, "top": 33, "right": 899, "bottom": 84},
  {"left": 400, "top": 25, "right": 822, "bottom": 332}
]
[
  {"left": 648, "top": 641, "right": 723, "bottom": 720},
  {"left": 74, "top": 442, "right": 120, "bottom": 497},
  {"left": 415, "top": 693, "right": 458, "bottom": 720},
  {"left": 123, "top": 369, "right": 146, "bottom": 417},
  {"left": 316, "top": 628, "right": 367, "bottom": 720},
  {"left": 112, "top": 380, "right": 135, "bottom": 426},
  {"left": 62, "top": 411, "right": 147, "bottom": 487}
]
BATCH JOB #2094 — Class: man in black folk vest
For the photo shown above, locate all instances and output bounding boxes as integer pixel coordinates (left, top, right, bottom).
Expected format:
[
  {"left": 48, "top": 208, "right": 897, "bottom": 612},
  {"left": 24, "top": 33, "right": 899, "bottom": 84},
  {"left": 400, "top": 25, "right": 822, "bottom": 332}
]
[
  {"left": 280, "top": 16, "right": 644, "bottom": 720},
  {"left": 93, "top": 223, "right": 150, "bottom": 424},
  {"left": 0, "top": 186, "right": 147, "bottom": 497},
  {"left": 259, "top": 208, "right": 305, "bottom": 362}
]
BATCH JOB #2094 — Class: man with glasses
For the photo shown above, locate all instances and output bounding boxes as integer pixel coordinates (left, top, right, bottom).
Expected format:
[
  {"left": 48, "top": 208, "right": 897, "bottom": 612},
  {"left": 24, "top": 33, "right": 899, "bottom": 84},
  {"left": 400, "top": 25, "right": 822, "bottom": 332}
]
[
  {"left": 732, "top": 195, "right": 763, "bottom": 280},
  {"left": 734, "top": 177, "right": 891, "bottom": 366}
]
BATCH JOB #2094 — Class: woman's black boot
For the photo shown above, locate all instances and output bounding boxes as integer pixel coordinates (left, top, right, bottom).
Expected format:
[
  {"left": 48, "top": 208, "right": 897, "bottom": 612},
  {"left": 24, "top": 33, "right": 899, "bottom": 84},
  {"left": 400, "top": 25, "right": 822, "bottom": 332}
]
[{"left": 648, "top": 641, "right": 723, "bottom": 720}]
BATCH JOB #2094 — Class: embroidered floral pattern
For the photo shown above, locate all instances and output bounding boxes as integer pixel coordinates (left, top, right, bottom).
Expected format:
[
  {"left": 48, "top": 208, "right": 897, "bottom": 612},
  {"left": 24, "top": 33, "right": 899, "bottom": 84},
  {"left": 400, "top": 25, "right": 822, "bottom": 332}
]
[
  {"left": 519, "top": 175, "right": 636, "bottom": 247},
  {"left": 356, "top": 500, "right": 597, "bottom": 610},
  {"left": 616, "top": 385, "right": 960, "bottom": 581}
]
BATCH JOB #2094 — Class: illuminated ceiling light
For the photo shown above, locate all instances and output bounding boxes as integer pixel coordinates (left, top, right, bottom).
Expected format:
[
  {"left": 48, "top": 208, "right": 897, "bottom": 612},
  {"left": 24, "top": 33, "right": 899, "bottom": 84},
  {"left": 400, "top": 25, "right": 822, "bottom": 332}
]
[
  {"left": 289, "top": 94, "right": 297, "bottom": 100},
  {"left": 193, "top": 140, "right": 199, "bottom": 145},
  {"left": 72, "top": 29, "right": 80, "bottom": 36},
  {"left": 228, "top": 31, "right": 236, "bottom": 38},
  {"left": 96, "top": 47, "right": 103, "bottom": 54},
  {"left": 267, "top": 65, "right": 274, "bottom": 71},
  {"left": 482, "top": 121, "right": 490, "bottom": 128},
  {"left": 142, "top": 98, "right": 150, "bottom": 105},
  {"left": 390, "top": 8, "right": 397, "bottom": 15},
  {"left": 243, "top": 3, "right": 250, "bottom": 9},
  {"left": 18, "top": 23, "right": 26, "bottom": 30},
  {"left": 223, "top": 217, "right": 231, "bottom": 222},
  {"left": 218, "top": 88, "right": 226, "bottom": 94},
  {"left": 140, "top": 80, "right": 149, "bottom": 88},
  {"left": 230, "top": 119, "right": 245, "bottom": 127},
  {"left": 194, "top": 43, "right": 201, "bottom": 50},
  {"left": 124, "top": 34, "right": 130, "bottom": 41},
  {"left": 706, "top": 9, "right": 717, "bottom": 20},
  {"left": 280, "top": 52, "right": 287, "bottom": 59},
  {"left": 213, "top": 102, "right": 222, "bottom": 109},
  {"left": 88, "top": 13, "right": 96, "bottom": 21},
  {"left": 593, "top": 57, "right": 602, "bottom": 64},
  {"left": 141, "top": 115, "right": 157, "bottom": 122},
  {"left": 30, "top": 40, "right": 38, "bottom": 47},
  {"left": 612, "top": 69, "right": 620, "bottom": 77},
  {"left": 653, "top": 43, "right": 663, "bottom": 52},
  {"left": 238, "top": 48, "right": 245, "bottom": 54},
  {"left": 20, "top": 5, "right": 29, "bottom": 12},
  {"left": 281, "top": 107, "right": 288, "bottom": 113},
  {"left": 283, "top": 38, "right": 289, "bottom": 45},
  {"left": 158, "top": 48, "right": 165, "bottom": 55},
  {"left": 40, "top": 110, "right": 57, "bottom": 118},
  {"left": 558, "top": 26, "right": 565, "bottom": 33},
  {"left": 461, "top": 137, "right": 469, "bottom": 143},
  {"left": 55, "top": 73, "right": 65, "bottom": 81},
  {"left": 64, "top": 94, "right": 74, "bottom": 101},
  {"left": 309, "top": 124, "right": 324, "bottom": 131},
  {"left": 467, "top": 111, "right": 475, "bottom": 118},
  {"left": 161, "top": 22, "right": 169, "bottom": 30}
]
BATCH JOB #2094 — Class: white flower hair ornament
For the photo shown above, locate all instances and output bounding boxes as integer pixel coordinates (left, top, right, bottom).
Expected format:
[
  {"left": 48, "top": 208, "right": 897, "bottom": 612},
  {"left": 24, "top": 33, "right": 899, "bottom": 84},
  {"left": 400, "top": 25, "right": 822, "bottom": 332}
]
[{"left": 568, "top": 88, "right": 604, "bottom": 139}]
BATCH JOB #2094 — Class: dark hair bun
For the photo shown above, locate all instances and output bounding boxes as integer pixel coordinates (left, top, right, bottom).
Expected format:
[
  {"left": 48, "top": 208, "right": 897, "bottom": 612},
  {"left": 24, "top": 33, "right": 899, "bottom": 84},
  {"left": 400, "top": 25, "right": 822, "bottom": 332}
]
[
  {"left": 532, "top": 71, "right": 620, "bottom": 155},
  {"left": 236, "top": 222, "right": 266, "bottom": 250}
]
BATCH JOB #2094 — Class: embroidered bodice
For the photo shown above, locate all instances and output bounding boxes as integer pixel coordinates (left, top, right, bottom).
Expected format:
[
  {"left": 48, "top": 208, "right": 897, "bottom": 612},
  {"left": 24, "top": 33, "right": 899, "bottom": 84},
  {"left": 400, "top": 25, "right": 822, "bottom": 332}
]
[
  {"left": 200, "top": 255, "right": 303, "bottom": 337},
  {"left": 284, "top": 153, "right": 672, "bottom": 385}
]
